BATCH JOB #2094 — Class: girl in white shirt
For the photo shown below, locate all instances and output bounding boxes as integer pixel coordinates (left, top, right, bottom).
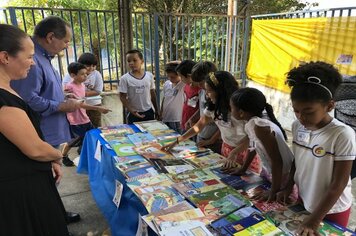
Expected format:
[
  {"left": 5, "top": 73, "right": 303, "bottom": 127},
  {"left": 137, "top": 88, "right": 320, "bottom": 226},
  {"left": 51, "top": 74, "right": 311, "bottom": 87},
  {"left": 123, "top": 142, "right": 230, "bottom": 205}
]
[
  {"left": 278, "top": 61, "right": 355, "bottom": 233},
  {"left": 162, "top": 71, "right": 261, "bottom": 173},
  {"left": 229, "top": 87, "right": 294, "bottom": 202}
]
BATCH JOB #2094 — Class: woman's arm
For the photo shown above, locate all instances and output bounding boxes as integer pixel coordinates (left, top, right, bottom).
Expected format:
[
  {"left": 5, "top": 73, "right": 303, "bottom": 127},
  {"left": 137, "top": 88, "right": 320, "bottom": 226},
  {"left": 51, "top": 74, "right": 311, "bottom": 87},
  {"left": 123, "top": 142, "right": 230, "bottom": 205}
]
[{"left": 0, "top": 106, "right": 62, "bottom": 162}]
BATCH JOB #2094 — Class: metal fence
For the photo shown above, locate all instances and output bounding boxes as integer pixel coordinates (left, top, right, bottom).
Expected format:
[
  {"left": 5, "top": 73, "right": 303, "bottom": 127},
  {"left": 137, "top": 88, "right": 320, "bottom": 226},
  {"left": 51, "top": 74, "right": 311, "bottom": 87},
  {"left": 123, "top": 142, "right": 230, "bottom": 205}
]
[
  {"left": 252, "top": 6, "right": 356, "bottom": 19},
  {"left": 0, "top": 7, "right": 248, "bottom": 92}
]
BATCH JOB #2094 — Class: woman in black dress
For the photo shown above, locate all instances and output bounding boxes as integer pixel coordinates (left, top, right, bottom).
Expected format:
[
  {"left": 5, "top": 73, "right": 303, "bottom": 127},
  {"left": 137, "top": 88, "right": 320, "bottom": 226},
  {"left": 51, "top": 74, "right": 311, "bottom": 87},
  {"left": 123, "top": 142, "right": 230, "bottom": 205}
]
[{"left": 0, "top": 24, "right": 69, "bottom": 235}]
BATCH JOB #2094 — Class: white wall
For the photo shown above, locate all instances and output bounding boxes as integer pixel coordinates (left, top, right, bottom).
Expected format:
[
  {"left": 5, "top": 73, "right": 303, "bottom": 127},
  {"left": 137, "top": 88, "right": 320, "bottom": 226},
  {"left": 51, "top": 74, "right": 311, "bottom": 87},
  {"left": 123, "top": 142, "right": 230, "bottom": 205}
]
[{"left": 246, "top": 81, "right": 296, "bottom": 131}]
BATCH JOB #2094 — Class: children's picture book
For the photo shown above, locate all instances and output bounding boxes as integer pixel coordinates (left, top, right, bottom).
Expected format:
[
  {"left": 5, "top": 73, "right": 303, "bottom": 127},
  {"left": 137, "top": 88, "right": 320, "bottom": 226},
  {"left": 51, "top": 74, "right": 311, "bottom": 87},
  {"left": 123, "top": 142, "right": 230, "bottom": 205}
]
[
  {"left": 127, "top": 132, "right": 157, "bottom": 146},
  {"left": 159, "top": 221, "right": 214, "bottom": 236},
  {"left": 124, "top": 166, "right": 158, "bottom": 179},
  {"left": 113, "top": 155, "right": 151, "bottom": 172},
  {"left": 207, "top": 167, "right": 237, "bottom": 179},
  {"left": 152, "top": 208, "right": 206, "bottom": 230},
  {"left": 241, "top": 183, "right": 286, "bottom": 213},
  {"left": 134, "top": 120, "right": 170, "bottom": 132},
  {"left": 189, "top": 186, "right": 251, "bottom": 219},
  {"left": 149, "top": 158, "right": 195, "bottom": 174},
  {"left": 142, "top": 201, "right": 195, "bottom": 234},
  {"left": 220, "top": 173, "right": 265, "bottom": 191},
  {"left": 186, "top": 153, "right": 225, "bottom": 168},
  {"left": 134, "top": 143, "right": 174, "bottom": 160},
  {"left": 100, "top": 133, "right": 130, "bottom": 144},
  {"left": 149, "top": 129, "right": 180, "bottom": 141},
  {"left": 226, "top": 214, "right": 285, "bottom": 236},
  {"left": 265, "top": 205, "right": 356, "bottom": 236},
  {"left": 100, "top": 124, "right": 134, "bottom": 135},
  {"left": 172, "top": 179, "right": 225, "bottom": 198},
  {"left": 210, "top": 206, "right": 261, "bottom": 235},
  {"left": 111, "top": 143, "right": 137, "bottom": 156},
  {"left": 168, "top": 168, "right": 218, "bottom": 183},
  {"left": 126, "top": 173, "right": 170, "bottom": 188},
  {"left": 171, "top": 148, "right": 213, "bottom": 159},
  {"left": 136, "top": 186, "right": 185, "bottom": 213}
]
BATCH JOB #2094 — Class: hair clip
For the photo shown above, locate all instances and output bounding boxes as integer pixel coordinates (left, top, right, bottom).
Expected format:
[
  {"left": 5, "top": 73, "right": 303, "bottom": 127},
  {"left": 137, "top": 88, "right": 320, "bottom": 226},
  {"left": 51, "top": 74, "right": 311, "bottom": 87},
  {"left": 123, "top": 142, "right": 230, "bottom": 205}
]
[
  {"left": 209, "top": 72, "right": 219, "bottom": 86},
  {"left": 306, "top": 76, "right": 333, "bottom": 98}
]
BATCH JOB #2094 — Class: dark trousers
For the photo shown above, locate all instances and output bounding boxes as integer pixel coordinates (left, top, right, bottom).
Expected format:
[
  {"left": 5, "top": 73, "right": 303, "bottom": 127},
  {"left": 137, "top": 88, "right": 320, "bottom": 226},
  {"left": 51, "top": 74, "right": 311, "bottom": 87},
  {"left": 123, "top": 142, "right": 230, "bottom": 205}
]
[{"left": 127, "top": 108, "right": 155, "bottom": 124}]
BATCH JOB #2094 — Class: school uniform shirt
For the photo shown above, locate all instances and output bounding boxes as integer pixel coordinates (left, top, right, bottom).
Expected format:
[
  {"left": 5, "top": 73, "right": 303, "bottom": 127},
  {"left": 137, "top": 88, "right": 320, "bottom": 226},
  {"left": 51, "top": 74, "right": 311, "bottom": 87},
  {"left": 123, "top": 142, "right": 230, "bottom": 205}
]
[
  {"left": 161, "top": 80, "right": 185, "bottom": 122},
  {"left": 118, "top": 72, "right": 155, "bottom": 112},
  {"left": 181, "top": 84, "right": 201, "bottom": 130},
  {"left": 245, "top": 117, "right": 294, "bottom": 177},
  {"left": 292, "top": 118, "right": 355, "bottom": 214},
  {"left": 197, "top": 90, "right": 219, "bottom": 141},
  {"left": 63, "top": 70, "right": 103, "bottom": 106},
  {"left": 204, "top": 108, "right": 246, "bottom": 147}
]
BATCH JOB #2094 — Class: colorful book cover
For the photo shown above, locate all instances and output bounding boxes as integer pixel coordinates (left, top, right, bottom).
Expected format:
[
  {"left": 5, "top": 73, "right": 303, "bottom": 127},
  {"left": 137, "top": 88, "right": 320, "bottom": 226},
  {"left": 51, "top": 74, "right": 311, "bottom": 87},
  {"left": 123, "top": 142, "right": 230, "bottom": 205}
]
[
  {"left": 172, "top": 179, "right": 224, "bottom": 198},
  {"left": 134, "top": 143, "right": 174, "bottom": 160},
  {"left": 319, "top": 221, "right": 356, "bottom": 236},
  {"left": 233, "top": 217, "right": 285, "bottom": 236},
  {"left": 100, "top": 124, "right": 134, "bottom": 135},
  {"left": 124, "top": 166, "right": 158, "bottom": 178},
  {"left": 134, "top": 120, "right": 170, "bottom": 132},
  {"left": 220, "top": 173, "right": 265, "bottom": 191},
  {"left": 142, "top": 201, "right": 195, "bottom": 233},
  {"left": 137, "top": 186, "right": 185, "bottom": 213},
  {"left": 241, "top": 183, "right": 286, "bottom": 213},
  {"left": 186, "top": 153, "right": 225, "bottom": 168},
  {"left": 159, "top": 221, "right": 214, "bottom": 236},
  {"left": 112, "top": 143, "right": 137, "bottom": 156},
  {"left": 223, "top": 214, "right": 265, "bottom": 235},
  {"left": 126, "top": 174, "right": 170, "bottom": 190},
  {"left": 189, "top": 187, "right": 251, "bottom": 219},
  {"left": 210, "top": 206, "right": 262, "bottom": 233},
  {"left": 150, "top": 158, "right": 195, "bottom": 174},
  {"left": 153, "top": 208, "right": 206, "bottom": 230},
  {"left": 207, "top": 167, "right": 236, "bottom": 179},
  {"left": 171, "top": 148, "right": 213, "bottom": 159},
  {"left": 149, "top": 129, "right": 180, "bottom": 141},
  {"left": 168, "top": 168, "right": 218, "bottom": 183},
  {"left": 127, "top": 132, "right": 157, "bottom": 146},
  {"left": 100, "top": 133, "right": 130, "bottom": 144},
  {"left": 113, "top": 155, "right": 151, "bottom": 172}
]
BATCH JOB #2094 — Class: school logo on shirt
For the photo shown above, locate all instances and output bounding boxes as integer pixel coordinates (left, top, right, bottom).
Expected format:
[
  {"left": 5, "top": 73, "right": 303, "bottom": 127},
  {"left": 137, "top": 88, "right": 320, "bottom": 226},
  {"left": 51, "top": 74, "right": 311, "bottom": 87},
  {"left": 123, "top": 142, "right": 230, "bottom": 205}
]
[{"left": 312, "top": 145, "right": 326, "bottom": 158}]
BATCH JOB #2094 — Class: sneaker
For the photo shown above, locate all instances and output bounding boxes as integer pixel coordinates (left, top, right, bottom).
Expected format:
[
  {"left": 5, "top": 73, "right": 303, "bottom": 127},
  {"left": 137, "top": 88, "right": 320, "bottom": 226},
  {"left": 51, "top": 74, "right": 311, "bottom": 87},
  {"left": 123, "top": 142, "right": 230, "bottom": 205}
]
[{"left": 63, "top": 156, "right": 74, "bottom": 167}]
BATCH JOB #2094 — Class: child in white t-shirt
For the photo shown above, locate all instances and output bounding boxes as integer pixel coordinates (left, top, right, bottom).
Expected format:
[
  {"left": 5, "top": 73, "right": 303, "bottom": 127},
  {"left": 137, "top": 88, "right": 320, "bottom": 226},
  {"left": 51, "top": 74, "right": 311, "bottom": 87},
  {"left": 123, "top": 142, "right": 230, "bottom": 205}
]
[
  {"left": 278, "top": 61, "right": 355, "bottom": 232},
  {"left": 118, "top": 49, "right": 158, "bottom": 124},
  {"left": 160, "top": 61, "right": 185, "bottom": 133},
  {"left": 230, "top": 87, "right": 294, "bottom": 202}
]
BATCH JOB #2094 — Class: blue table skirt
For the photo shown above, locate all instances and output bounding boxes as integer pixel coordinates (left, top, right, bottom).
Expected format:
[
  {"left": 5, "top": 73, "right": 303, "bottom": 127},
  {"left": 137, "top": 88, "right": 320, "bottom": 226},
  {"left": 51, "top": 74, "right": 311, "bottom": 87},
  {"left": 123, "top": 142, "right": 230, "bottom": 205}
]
[{"left": 77, "top": 129, "right": 152, "bottom": 236}]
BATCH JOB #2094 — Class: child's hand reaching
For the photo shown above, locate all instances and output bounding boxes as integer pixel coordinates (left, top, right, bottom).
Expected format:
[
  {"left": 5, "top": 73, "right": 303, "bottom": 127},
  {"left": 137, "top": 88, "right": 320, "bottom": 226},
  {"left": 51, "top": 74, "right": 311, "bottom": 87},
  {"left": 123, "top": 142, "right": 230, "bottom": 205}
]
[
  {"left": 276, "top": 187, "right": 294, "bottom": 205},
  {"left": 295, "top": 216, "right": 321, "bottom": 236},
  {"left": 97, "top": 107, "right": 112, "bottom": 114},
  {"left": 252, "top": 189, "right": 277, "bottom": 203},
  {"left": 132, "top": 111, "right": 145, "bottom": 118}
]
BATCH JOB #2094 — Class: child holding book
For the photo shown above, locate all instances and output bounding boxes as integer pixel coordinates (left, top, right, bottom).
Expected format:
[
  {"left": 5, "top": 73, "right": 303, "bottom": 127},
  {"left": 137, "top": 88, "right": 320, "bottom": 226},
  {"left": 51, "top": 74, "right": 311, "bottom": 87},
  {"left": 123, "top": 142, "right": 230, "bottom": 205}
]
[
  {"left": 119, "top": 49, "right": 159, "bottom": 124},
  {"left": 63, "top": 53, "right": 104, "bottom": 127},
  {"left": 160, "top": 61, "right": 185, "bottom": 133},
  {"left": 175, "top": 60, "right": 201, "bottom": 133},
  {"left": 163, "top": 71, "right": 259, "bottom": 173},
  {"left": 277, "top": 61, "right": 355, "bottom": 232},
  {"left": 62, "top": 62, "right": 110, "bottom": 165},
  {"left": 229, "top": 87, "right": 294, "bottom": 202}
]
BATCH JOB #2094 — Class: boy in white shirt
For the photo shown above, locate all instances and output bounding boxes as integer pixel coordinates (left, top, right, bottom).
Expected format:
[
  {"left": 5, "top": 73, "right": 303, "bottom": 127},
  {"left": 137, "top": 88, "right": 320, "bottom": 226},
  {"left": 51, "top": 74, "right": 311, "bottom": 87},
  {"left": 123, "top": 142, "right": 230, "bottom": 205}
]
[
  {"left": 160, "top": 61, "right": 185, "bottom": 133},
  {"left": 118, "top": 49, "right": 158, "bottom": 124}
]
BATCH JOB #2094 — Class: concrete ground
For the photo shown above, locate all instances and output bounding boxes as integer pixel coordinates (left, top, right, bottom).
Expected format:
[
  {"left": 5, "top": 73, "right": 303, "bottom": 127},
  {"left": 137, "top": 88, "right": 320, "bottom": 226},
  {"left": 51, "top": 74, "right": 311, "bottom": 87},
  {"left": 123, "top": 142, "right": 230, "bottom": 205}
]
[{"left": 58, "top": 150, "right": 110, "bottom": 236}]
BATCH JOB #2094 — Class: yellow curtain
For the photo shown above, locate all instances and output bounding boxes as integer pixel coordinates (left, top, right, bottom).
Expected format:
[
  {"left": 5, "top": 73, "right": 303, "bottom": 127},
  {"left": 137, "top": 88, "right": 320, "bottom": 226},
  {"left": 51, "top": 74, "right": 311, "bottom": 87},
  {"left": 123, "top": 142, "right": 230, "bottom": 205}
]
[{"left": 247, "top": 17, "right": 356, "bottom": 92}]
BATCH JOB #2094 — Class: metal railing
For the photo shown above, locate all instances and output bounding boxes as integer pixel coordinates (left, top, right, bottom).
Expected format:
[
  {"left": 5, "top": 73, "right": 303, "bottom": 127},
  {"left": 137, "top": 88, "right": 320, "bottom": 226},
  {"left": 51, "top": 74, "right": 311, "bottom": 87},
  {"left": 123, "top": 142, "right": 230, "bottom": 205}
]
[{"left": 0, "top": 7, "right": 249, "bottom": 92}]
